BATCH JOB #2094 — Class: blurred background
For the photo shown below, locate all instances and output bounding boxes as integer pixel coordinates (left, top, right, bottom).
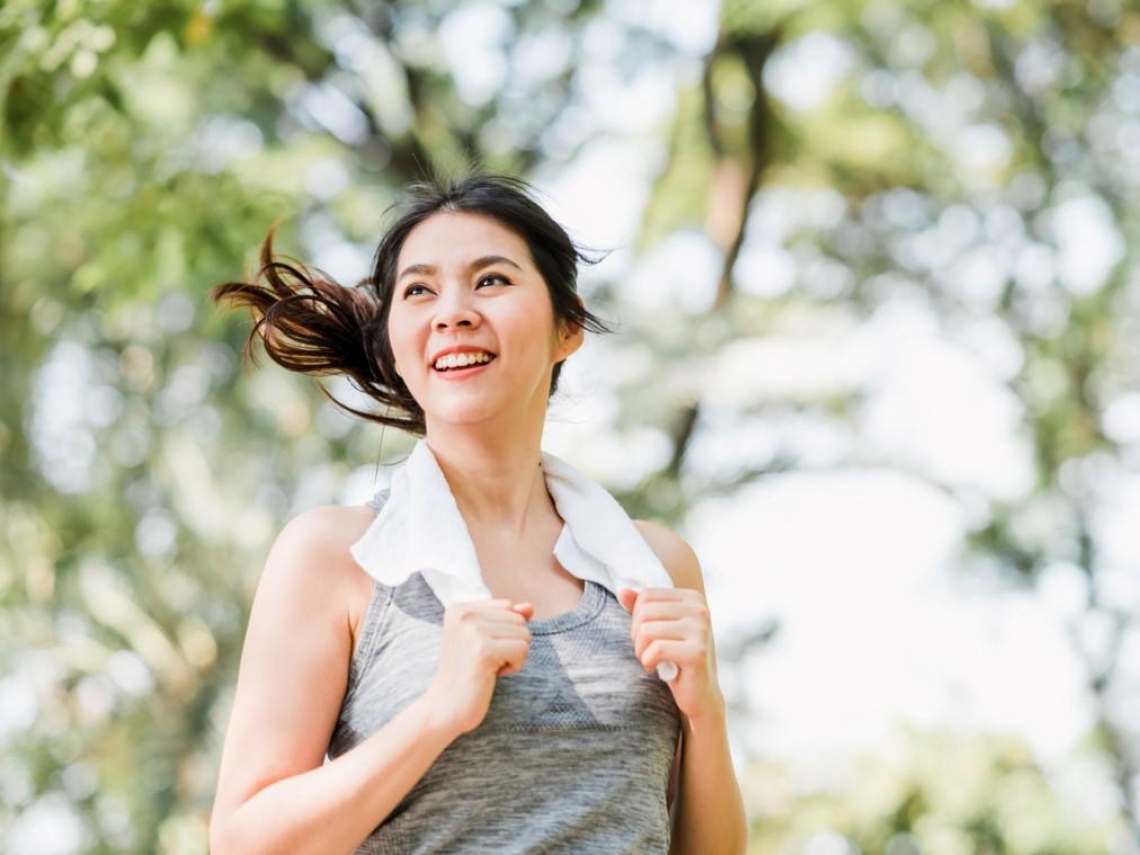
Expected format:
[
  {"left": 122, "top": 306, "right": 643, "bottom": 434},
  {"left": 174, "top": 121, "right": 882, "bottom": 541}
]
[{"left": 2, "top": 0, "right": 1139, "bottom": 852}]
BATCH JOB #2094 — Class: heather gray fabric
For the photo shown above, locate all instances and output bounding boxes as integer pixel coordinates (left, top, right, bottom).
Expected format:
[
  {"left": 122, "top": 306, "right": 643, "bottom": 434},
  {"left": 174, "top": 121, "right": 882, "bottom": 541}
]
[{"left": 328, "top": 487, "right": 682, "bottom": 854}]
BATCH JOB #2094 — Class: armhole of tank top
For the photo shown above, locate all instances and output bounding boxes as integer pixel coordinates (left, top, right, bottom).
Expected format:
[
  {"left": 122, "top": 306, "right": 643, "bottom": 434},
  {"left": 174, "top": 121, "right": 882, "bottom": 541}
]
[
  {"left": 344, "top": 487, "right": 394, "bottom": 707},
  {"left": 344, "top": 581, "right": 394, "bottom": 708}
]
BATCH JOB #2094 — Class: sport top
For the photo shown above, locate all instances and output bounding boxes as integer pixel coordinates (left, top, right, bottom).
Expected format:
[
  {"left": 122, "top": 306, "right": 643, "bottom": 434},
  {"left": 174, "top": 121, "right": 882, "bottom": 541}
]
[{"left": 327, "top": 488, "right": 683, "bottom": 853}]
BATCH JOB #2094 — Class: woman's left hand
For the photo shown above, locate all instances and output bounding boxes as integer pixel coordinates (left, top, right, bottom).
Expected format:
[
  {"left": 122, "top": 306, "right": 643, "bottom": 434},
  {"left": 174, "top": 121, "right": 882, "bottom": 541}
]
[{"left": 617, "top": 586, "right": 724, "bottom": 720}]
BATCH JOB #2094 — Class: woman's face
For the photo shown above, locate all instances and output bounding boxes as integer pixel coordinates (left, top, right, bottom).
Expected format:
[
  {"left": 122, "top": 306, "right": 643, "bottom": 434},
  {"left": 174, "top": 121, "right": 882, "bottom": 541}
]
[{"left": 387, "top": 211, "right": 581, "bottom": 429}]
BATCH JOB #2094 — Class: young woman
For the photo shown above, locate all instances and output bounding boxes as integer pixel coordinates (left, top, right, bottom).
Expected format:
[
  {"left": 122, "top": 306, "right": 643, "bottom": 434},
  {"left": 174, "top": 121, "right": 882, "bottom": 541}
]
[{"left": 207, "top": 171, "right": 747, "bottom": 854}]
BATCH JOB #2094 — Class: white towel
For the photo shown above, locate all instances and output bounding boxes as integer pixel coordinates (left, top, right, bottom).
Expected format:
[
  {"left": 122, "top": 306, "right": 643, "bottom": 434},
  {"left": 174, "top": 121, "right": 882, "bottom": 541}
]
[{"left": 348, "top": 438, "right": 679, "bottom": 680}]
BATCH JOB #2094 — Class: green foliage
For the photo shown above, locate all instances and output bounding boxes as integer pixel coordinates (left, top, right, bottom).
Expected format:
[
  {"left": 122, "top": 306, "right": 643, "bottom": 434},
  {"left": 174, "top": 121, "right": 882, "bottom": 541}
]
[
  {"left": 2, "top": 0, "right": 1137, "bottom": 852},
  {"left": 745, "top": 727, "right": 1121, "bottom": 854}
]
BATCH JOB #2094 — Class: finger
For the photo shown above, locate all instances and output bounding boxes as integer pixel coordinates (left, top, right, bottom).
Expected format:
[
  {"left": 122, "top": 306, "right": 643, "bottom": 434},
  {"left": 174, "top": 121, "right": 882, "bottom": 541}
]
[
  {"left": 627, "top": 587, "right": 684, "bottom": 605},
  {"left": 471, "top": 612, "right": 535, "bottom": 636},
  {"left": 641, "top": 639, "right": 691, "bottom": 673},
  {"left": 491, "top": 623, "right": 533, "bottom": 641},
  {"left": 629, "top": 600, "right": 690, "bottom": 641},
  {"left": 460, "top": 598, "right": 514, "bottom": 616},
  {"left": 633, "top": 621, "right": 690, "bottom": 660},
  {"left": 488, "top": 638, "right": 530, "bottom": 674},
  {"left": 482, "top": 609, "right": 534, "bottom": 628}
]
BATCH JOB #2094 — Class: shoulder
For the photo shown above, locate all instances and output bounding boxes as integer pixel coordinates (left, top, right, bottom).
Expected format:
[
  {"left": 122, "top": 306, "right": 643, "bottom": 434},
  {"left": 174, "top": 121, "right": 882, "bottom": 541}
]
[
  {"left": 275, "top": 503, "right": 376, "bottom": 564},
  {"left": 266, "top": 503, "right": 378, "bottom": 619},
  {"left": 631, "top": 519, "right": 706, "bottom": 596}
]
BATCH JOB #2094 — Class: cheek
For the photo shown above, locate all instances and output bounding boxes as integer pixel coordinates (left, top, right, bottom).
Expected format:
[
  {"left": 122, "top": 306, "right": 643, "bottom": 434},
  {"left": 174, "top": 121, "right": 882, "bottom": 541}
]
[
  {"left": 386, "top": 322, "right": 419, "bottom": 376},
  {"left": 501, "top": 301, "right": 554, "bottom": 355}
]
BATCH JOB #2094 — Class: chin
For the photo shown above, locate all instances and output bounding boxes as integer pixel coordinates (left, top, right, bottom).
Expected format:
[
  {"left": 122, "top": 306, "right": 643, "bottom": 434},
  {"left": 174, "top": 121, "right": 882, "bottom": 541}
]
[{"left": 428, "top": 401, "right": 503, "bottom": 424}]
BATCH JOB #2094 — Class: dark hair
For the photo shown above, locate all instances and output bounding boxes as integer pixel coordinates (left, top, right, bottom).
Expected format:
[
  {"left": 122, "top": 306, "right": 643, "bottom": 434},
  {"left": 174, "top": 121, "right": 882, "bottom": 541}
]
[{"left": 208, "top": 168, "right": 617, "bottom": 437}]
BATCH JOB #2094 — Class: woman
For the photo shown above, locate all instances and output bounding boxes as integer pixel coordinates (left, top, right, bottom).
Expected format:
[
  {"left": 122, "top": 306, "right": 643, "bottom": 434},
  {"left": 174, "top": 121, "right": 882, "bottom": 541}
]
[{"left": 207, "top": 170, "right": 747, "bottom": 854}]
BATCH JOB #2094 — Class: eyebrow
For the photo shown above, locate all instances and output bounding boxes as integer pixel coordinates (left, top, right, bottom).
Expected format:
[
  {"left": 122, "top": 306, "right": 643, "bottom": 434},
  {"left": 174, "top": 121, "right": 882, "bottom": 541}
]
[{"left": 397, "top": 255, "right": 523, "bottom": 282}]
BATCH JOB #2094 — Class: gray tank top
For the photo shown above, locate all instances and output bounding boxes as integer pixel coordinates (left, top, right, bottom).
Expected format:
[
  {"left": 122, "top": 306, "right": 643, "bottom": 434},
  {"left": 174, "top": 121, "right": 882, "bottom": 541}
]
[{"left": 328, "top": 488, "right": 682, "bottom": 853}]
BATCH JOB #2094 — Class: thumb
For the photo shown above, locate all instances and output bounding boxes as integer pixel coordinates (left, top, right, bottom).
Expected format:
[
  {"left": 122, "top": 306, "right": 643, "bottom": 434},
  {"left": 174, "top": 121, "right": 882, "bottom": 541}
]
[{"left": 617, "top": 587, "right": 638, "bottom": 613}]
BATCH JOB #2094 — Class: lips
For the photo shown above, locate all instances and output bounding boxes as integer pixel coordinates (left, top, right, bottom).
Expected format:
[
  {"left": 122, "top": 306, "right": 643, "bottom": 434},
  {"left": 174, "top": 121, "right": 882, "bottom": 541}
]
[
  {"left": 429, "top": 343, "right": 497, "bottom": 364},
  {"left": 432, "top": 355, "right": 497, "bottom": 379}
]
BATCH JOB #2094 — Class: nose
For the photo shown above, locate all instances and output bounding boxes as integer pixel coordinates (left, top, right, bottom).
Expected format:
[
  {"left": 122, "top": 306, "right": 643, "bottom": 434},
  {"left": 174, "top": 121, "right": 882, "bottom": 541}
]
[{"left": 433, "top": 286, "right": 481, "bottom": 331}]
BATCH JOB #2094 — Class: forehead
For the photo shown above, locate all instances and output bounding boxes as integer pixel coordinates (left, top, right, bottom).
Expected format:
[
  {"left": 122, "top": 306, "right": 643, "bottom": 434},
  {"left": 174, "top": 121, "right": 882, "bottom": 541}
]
[{"left": 397, "top": 212, "right": 529, "bottom": 266}]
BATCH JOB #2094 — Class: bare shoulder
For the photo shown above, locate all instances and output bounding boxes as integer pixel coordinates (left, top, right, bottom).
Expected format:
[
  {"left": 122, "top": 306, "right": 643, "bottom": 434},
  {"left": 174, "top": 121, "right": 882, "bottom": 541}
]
[
  {"left": 271, "top": 504, "right": 375, "bottom": 586},
  {"left": 631, "top": 519, "right": 707, "bottom": 597},
  {"left": 282, "top": 502, "right": 376, "bottom": 541},
  {"left": 277, "top": 503, "right": 378, "bottom": 630},
  {"left": 281, "top": 502, "right": 375, "bottom": 548}
]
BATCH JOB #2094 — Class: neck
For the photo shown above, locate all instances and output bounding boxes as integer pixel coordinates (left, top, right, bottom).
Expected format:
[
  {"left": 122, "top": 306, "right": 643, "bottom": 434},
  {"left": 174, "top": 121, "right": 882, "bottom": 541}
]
[{"left": 422, "top": 434, "right": 557, "bottom": 540}]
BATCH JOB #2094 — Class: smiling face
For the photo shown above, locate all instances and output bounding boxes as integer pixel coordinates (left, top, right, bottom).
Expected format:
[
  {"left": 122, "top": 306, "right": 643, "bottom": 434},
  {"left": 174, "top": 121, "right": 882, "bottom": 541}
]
[{"left": 387, "top": 211, "right": 583, "bottom": 432}]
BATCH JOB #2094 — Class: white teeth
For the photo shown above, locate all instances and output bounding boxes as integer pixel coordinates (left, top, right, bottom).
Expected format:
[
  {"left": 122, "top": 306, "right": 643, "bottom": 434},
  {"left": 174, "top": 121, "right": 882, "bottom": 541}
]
[{"left": 434, "top": 351, "right": 494, "bottom": 370}]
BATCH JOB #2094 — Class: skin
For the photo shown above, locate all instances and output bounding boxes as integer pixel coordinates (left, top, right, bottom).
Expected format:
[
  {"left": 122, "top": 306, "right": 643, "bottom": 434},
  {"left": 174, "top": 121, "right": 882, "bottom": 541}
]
[
  {"left": 384, "top": 210, "right": 588, "bottom": 614},
  {"left": 388, "top": 211, "right": 581, "bottom": 457}
]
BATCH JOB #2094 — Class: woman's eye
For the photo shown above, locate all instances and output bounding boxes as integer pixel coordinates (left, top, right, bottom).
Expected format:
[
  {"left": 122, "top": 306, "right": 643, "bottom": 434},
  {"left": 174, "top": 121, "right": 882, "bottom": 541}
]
[{"left": 403, "top": 275, "right": 509, "bottom": 299}]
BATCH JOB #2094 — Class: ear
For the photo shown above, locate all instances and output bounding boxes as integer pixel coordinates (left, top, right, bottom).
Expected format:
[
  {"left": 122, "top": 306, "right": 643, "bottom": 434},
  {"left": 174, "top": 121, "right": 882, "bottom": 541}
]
[
  {"left": 555, "top": 299, "right": 585, "bottom": 360},
  {"left": 556, "top": 320, "right": 583, "bottom": 362},
  {"left": 617, "top": 587, "right": 638, "bottom": 614}
]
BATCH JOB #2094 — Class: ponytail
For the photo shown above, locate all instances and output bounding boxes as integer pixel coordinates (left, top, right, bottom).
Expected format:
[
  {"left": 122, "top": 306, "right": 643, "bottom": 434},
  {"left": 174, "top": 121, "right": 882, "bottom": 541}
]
[{"left": 208, "top": 223, "right": 424, "bottom": 434}]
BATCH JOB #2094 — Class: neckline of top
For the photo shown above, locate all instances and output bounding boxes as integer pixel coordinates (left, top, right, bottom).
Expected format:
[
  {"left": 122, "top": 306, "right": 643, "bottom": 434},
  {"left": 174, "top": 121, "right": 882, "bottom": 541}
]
[
  {"left": 526, "top": 570, "right": 607, "bottom": 635},
  {"left": 363, "top": 497, "right": 608, "bottom": 635}
]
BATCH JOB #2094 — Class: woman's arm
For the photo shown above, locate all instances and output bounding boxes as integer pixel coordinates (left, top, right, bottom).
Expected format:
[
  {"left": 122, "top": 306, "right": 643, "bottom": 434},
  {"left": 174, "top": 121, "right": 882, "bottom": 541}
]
[
  {"left": 670, "top": 702, "right": 747, "bottom": 855},
  {"left": 214, "top": 693, "right": 459, "bottom": 855},
  {"left": 209, "top": 507, "right": 463, "bottom": 855},
  {"left": 632, "top": 520, "right": 749, "bottom": 855}
]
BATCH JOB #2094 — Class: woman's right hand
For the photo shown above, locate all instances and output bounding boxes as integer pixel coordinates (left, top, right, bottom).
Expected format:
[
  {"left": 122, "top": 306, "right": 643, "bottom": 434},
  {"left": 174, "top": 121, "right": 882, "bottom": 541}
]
[{"left": 426, "top": 598, "right": 534, "bottom": 736}]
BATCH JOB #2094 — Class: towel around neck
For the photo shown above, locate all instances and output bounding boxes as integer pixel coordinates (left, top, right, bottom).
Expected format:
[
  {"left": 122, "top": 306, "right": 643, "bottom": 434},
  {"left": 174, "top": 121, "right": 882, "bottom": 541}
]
[{"left": 347, "top": 438, "right": 675, "bottom": 607}]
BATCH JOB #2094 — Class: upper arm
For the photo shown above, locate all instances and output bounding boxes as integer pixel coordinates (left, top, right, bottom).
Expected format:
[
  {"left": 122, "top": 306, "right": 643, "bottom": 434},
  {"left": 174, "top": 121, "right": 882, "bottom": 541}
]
[
  {"left": 632, "top": 519, "right": 708, "bottom": 598},
  {"left": 210, "top": 506, "right": 359, "bottom": 838}
]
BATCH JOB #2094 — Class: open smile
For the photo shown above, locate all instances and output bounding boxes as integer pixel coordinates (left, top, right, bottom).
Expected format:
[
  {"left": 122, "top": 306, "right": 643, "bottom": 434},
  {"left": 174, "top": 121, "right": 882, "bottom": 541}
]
[{"left": 432, "top": 356, "right": 497, "bottom": 381}]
